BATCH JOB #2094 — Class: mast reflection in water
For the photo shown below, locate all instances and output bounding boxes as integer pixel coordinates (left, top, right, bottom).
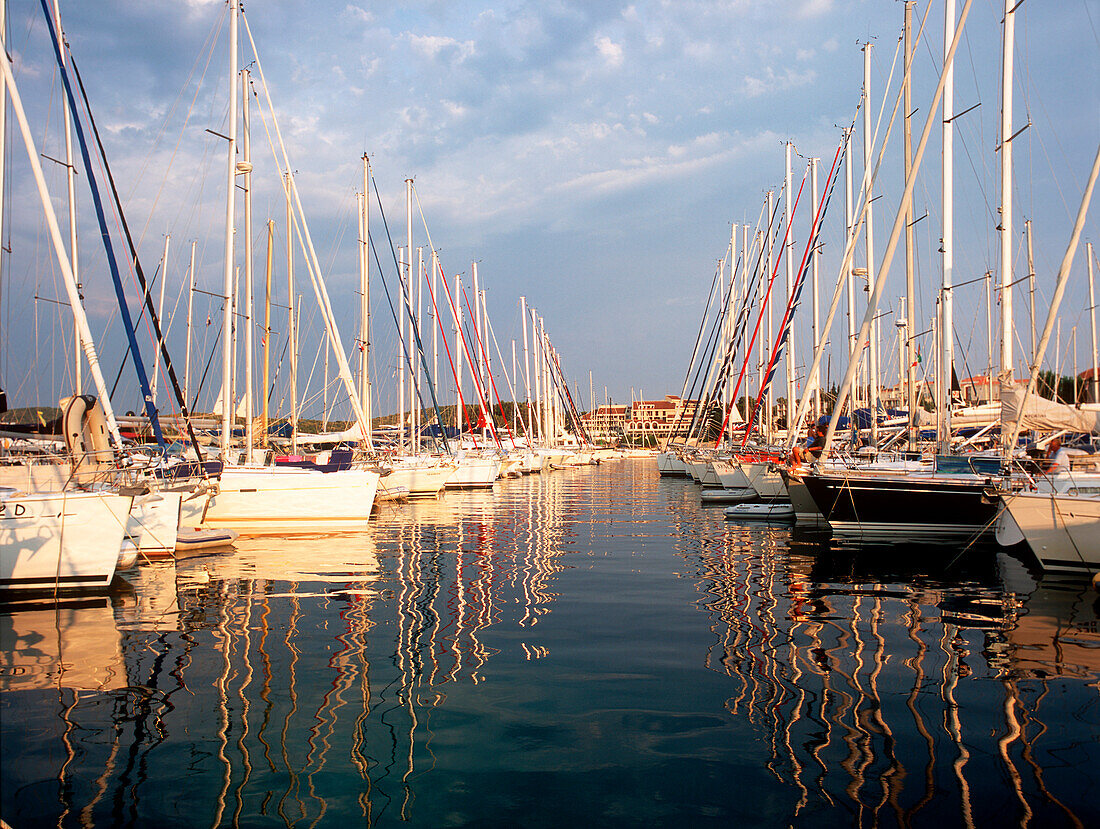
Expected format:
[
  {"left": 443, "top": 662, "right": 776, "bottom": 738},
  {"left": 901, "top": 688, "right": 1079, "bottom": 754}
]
[{"left": 1, "top": 460, "right": 1098, "bottom": 827}]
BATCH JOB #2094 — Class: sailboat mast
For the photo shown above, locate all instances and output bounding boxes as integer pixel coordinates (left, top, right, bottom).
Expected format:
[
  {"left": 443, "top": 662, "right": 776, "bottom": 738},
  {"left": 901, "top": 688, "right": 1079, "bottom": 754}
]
[
  {"left": 521, "top": 296, "right": 534, "bottom": 440},
  {"left": 0, "top": 46, "right": 122, "bottom": 445},
  {"left": 941, "top": 0, "right": 956, "bottom": 451},
  {"left": 51, "top": 0, "right": 79, "bottom": 394},
  {"left": 0, "top": 0, "right": 6, "bottom": 369},
  {"left": 285, "top": 171, "right": 297, "bottom": 454},
  {"left": 764, "top": 191, "right": 775, "bottom": 442},
  {"left": 416, "top": 246, "right": 424, "bottom": 449},
  {"left": 262, "top": 220, "right": 273, "bottom": 447},
  {"left": 1088, "top": 242, "right": 1098, "bottom": 404},
  {"left": 784, "top": 143, "right": 796, "bottom": 433},
  {"left": 431, "top": 249, "right": 439, "bottom": 397},
  {"left": 1026, "top": 219, "right": 1036, "bottom": 364},
  {"left": 999, "top": 0, "right": 1016, "bottom": 389},
  {"left": 455, "top": 270, "right": 463, "bottom": 435},
  {"left": 403, "top": 178, "right": 413, "bottom": 450},
  {"left": 241, "top": 68, "right": 254, "bottom": 463},
  {"left": 220, "top": 0, "right": 239, "bottom": 455},
  {"left": 365, "top": 153, "right": 378, "bottom": 446},
  {"left": 185, "top": 240, "right": 196, "bottom": 408},
  {"left": 152, "top": 233, "right": 169, "bottom": 407},
  {"left": 904, "top": 1, "right": 917, "bottom": 450},
  {"left": 863, "top": 41, "right": 879, "bottom": 445},
  {"left": 844, "top": 127, "right": 857, "bottom": 409},
  {"left": 810, "top": 157, "right": 821, "bottom": 421}
]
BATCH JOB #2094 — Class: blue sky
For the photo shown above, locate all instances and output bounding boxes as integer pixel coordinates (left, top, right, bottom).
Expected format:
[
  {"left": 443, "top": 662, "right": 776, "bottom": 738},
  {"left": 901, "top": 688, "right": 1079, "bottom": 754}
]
[{"left": 1, "top": 0, "right": 1097, "bottom": 420}]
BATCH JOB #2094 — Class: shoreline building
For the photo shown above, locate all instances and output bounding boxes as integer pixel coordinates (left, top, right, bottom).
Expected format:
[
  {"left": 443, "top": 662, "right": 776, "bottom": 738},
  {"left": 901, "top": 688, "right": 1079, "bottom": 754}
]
[{"left": 582, "top": 396, "right": 700, "bottom": 444}]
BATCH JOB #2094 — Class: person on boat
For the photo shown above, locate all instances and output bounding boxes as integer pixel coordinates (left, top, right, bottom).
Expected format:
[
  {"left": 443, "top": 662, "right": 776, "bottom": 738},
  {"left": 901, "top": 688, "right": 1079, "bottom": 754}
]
[
  {"left": 1046, "top": 436, "right": 1071, "bottom": 474},
  {"left": 792, "top": 423, "right": 823, "bottom": 465}
]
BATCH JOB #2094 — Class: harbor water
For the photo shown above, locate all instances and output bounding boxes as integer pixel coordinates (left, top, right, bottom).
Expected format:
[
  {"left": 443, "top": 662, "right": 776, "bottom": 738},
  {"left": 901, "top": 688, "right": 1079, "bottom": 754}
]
[{"left": 2, "top": 459, "right": 1098, "bottom": 826}]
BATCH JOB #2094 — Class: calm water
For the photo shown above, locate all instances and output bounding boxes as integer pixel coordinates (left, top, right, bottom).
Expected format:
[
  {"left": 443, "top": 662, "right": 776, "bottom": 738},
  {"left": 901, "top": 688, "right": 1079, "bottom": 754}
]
[{"left": 2, "top": 459, "right": 1098, "bottom": 827}]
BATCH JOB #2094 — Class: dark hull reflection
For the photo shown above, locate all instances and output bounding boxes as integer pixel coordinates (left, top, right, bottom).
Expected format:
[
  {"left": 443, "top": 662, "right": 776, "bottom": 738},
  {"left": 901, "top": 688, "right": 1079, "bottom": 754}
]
[{"left": 1, "top": 461, "right": 1097, "bottom": 827}]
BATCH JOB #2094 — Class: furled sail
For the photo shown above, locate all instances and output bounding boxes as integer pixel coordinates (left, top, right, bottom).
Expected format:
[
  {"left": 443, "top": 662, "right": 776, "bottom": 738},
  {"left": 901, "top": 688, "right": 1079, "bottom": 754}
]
[{"left": 1001, "top": 384, "right": 1100, "bottom": 434}]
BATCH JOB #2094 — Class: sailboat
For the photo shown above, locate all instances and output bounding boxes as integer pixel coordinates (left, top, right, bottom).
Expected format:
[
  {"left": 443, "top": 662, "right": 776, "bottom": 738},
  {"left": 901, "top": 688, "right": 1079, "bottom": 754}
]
[{"left": 195, "top": 1, "right": 380, "bottom": 533}]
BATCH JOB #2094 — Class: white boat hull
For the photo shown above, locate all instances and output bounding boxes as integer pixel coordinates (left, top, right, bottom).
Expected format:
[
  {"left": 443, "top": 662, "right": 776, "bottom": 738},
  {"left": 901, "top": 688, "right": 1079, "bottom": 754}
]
[
  {"left": 200, "top": 467, "right": 379, "bottom": 534},
  {"left": 1, "top": 489, "right": 133, "bottom": 593},
  {"left": 382, "top": 462, "right": 455, "bottom": 496},
  {"left": 446, "top": 457, "right": 501, "bottom": 489},
  {"left": 1000, "top": 491, "right": 1100, "bottom": 574},
  {"left": 127, "top": 491, "right": 182, "bottom": 557},
  {"left": 742, "top": 462, "right": 787, "bottom": 498}
]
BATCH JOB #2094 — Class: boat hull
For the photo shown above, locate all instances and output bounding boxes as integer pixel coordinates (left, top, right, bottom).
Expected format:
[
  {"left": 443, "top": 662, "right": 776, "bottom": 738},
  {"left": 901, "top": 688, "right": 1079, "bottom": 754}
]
[
  {"left": 1, "top": 490, "right": 133, "bottom": 593},
  {"left": 200, "top": 467, "right": 379, "bottom": 534},
  {"left": 999, "top": 491, "right": 1100, "bottom": 573},
  {"left": 802, "top": 471, "right": 996, "bottom": 541}
]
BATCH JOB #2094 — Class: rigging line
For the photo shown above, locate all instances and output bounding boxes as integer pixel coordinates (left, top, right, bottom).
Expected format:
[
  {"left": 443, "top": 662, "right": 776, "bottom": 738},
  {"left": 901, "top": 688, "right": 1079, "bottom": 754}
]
[
  {"left": 485, "top": 313, "right": 532, "bottom": 443},
  {"left": 365, "top": 213, "right": 449, "bottom": 450},
  {"left": 715, "top": 179, "right": 799, "bottom": 445},
  {"left": 684, "top": 209, "right": 770, "bottom": 443},
  {"left": 108, "top": 258, "right": 163, "bottom": 400},
  {"left": 131, "top": 4, "right": 226, "bottom": 248},
  {"left": 42, "top": 9, "right": 166, "bottom": 447},
  {"left": 743, "top": 143, "right": 843, "bottom": 448},
  {"left": 459, "top": 285, "right": 503, "bottom": 448},
  {"left": 666, "top": 254, "right": 724, "bottom": 439},
  {"left": 704, "top": 207, "right": 779, "bottom": 440},
  {"left": 369, "top": 178, "right": 450, "bottom": 453},
  {"left": 423, "top": 258, "right": 477, "bottom": 441}
]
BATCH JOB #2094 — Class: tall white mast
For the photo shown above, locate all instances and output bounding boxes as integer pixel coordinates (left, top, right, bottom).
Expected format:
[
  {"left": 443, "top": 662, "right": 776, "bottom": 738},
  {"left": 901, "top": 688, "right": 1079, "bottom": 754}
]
[
  {"left": 1026, "top": 220, "right": 1036, "bottom": 364},
  {"left": 521, "top": 296, "right": 534, "bottom": 439},
  {"left": 219, "top": 0, "right": 239, "bottom": 455},
  {"left": 360, "top": 153, "right": 373, "bottom": 446},
  {"left": 0, "top": 0, "right": 6, "bottom": 364},
  {"left": 431, "top": 249, "right": 439, "bottom": 394},
  {"left": 530, "top": 307, "right": 542, "bottom": 444},
  {"left": 152, "top": 234, "right": 169, "bottom": 407},
  {"left": 999, "top": 0, "right": 1016, "bottom": 391},
  {"left": 822, "top": 0, "right": 975, "bottom": 453},
  {"left": 904, "top": 1, "right": 917, "bottom": 450},
  {"left": 1088, "top": 241, "right": 1098, "bottom": 404},
  {"left": 0, "top": 44, "right": 122, "bottom": 445},
  {"left": 184, "top": 240, "right": 196, "bottom": 407},
  {"left": 416, "top": 245, "right": 424, "bottom": 449},
  {"left": 397, "top": 247, "right": 405, "bottom": 447},
  {"left": 404, "top": 177, "right": 413, "bottom": 450},
  {"left": 810, "top": 157, "right": 821, "bottom": 421},
  {"left": 742, "top": 224, "right": 751, "bottom": 421},
  {"left": 765, "top": 191, "right": 775, "bottom": 442},
  {"left": 941, "top": 0, "right": 956, "bottom": 450},
  {"left": 285, "top": 171, "right": 297, "bottom": 454},
  {"left": 863, "top": 41, "right": 879, "bottom": 443},
  {"left": 51, "top": 0, "right": 80, "bottom": 394},
  {"left": 356, "top": 189, "right": 367, "bottom": 429},
  {"left": 784, "top": 143, "right": 796, "bottom": 433},
  {"left": 241, "top": 68, "right": 254, "bottom": 463},
  {"left": 844, "top": 127, "right": 858, "bottom": 409},
  {"left": 455, "top": 270, "right": 463, "bottom": 435}
]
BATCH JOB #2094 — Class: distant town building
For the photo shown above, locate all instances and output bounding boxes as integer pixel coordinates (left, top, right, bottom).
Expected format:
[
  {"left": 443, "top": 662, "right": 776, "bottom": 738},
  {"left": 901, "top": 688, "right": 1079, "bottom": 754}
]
[{"left": 582, "top": 395, "right": 700, "bottom": 443}]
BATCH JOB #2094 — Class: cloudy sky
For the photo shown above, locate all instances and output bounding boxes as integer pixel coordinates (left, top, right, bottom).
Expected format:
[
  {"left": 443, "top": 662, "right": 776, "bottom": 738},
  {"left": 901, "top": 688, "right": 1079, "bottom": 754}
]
[{"left": 1, "top": 0, "right": 1097, "bottom": 420}]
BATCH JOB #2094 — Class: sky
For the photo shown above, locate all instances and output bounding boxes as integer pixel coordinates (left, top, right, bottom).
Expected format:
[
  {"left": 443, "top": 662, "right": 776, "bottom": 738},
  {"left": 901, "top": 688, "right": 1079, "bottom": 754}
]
[{"left": 0, "top": 0, "right": 1098, "bottom": 422}]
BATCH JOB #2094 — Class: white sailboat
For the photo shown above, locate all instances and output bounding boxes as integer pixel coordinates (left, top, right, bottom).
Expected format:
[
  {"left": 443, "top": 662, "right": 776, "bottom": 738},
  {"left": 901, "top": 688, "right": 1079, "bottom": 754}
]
[{"left": 197, "top": 2, "right": 380, "bottom": 533}]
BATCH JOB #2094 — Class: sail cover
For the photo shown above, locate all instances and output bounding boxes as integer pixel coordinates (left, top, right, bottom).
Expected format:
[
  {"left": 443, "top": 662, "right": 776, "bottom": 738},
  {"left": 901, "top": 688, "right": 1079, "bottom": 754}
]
[{"left": 1001, "top": 385, "right": 1100, "bottom": 433}]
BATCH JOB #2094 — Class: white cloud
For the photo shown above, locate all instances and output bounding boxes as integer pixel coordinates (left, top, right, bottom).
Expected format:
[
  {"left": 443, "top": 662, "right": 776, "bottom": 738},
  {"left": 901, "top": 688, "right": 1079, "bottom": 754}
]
[
  {"left": 342, "top": 5, "right": 374, "bottom": 25},
  {"left": 407, "top": 33, "right": 475, "bottom": 62},
  {"left": 743, "top": 66, "right": 817, "bottom": 98},
  {"left": 442, "top": 100, "right": 468, "bottom": 118},
  {"left": 797, "top": 0, "right": 834, "bottom": 18},
  {"left": 595, "top": 36, "right": 624, "bottom": 68}
]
